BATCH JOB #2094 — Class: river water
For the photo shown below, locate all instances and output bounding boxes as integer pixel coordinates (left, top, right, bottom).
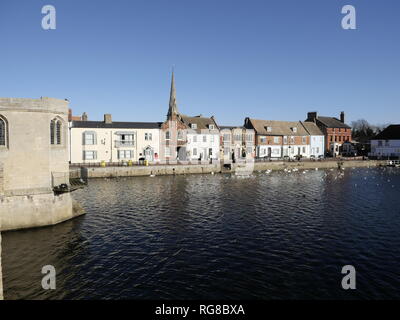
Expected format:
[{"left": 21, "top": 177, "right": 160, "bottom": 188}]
[{"left": 2, "top": 167, "right": 400, "bottom": 299}]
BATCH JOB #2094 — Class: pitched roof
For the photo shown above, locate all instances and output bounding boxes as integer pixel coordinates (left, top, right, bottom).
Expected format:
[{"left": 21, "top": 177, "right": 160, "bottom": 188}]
[
  {"left": 315, "top": 116, "right": 350, "bottom": 129},
  {"left": 246, "top": 118, "right": 309, "bottom": 136},
  {"left": 179, "top": 114, "right": 219, "bottom": 131},
  {"left": 301, "top": 121, "right": 324, "bottom": 136},
  {"left": 71, "top": 121, "right": 162, "bottom": 129},
  {"left": 373, "top": 125, "right": 400, "bottom": 140}
]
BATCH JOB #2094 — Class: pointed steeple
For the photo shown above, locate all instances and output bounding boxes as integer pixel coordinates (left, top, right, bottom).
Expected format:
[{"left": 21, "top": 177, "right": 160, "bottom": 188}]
[{"left": 167, "top": 69, "right": 179, "bottom": 119}]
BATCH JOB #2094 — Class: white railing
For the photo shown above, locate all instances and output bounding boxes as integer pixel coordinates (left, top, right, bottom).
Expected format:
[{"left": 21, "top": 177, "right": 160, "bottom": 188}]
[{"left": 115, "top": 140, "right": 134, "bottom": 147}]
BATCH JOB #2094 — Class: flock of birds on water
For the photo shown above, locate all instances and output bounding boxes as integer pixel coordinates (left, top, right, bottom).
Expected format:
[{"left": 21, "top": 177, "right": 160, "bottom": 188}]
[
  {"left": 231, "top": 166, "right": 399, "bottom": 190},
  {"left": 97, "top": 164, "right": 398, "bottom": 191}
]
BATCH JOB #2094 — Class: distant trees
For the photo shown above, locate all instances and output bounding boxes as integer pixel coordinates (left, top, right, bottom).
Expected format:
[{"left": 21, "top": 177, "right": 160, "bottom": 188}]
[
  {"left": 351, "top": 119, "right": 375, "bottom": 141},
  {"left": 351, "top": 119, "right": 387, "bottom": 142}
]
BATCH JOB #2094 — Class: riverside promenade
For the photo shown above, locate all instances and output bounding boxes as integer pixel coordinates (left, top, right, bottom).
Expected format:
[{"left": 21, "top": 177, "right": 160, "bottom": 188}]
[{"left": 71, "top": 159, "right": 387, "bottom": 179}]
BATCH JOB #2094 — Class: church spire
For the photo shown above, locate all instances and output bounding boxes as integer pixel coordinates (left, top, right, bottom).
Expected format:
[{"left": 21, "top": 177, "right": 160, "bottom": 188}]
[{"left": 167, "top": 69, "right": 179, "bottom": 119}]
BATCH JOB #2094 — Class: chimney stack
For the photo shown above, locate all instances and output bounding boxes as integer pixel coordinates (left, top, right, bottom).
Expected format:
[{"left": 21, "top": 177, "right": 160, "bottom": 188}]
[
  {"left": 68, "top": 109, "right": 73, "bottom": 121},
  {"left": 307, "top": 112, "right": 317, "bottom": 122},
  {"left": 82, "top": 112, "right": 88, "bottom": 121},
  {"left": 104, "top": 114, "right": 112, "bottom": 124},
  {"left": 340, "top": 111, "right": 345, "bottom": 123}
]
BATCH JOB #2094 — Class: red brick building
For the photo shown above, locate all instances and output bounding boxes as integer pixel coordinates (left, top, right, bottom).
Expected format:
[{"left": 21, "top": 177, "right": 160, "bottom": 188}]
[{"left": 305, "top": 112, "right": 351, "bottom": 156}]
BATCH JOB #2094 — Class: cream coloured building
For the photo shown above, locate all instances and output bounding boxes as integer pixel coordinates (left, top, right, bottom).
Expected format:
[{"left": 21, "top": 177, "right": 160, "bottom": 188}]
[
  {"left": 0, "top": 97, "right": 83, "bottom": 231},
  {"left": 69, "top": 114, "right": 162, "bottom": 164},
  {"left": 220, "top": 126, "right": 255, "bottom": 162}
]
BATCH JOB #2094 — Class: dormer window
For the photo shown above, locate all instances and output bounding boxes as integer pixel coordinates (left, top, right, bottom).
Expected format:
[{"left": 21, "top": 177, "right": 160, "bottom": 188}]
[
  {"left": 208, "top": 124, "right": 215, "bottom": 130},
  {"left": 191, "top": 123, "right": 197, "bottom": 129},
  {"left": 292, "top": 127, "right": 297, "bottom": 133},
  {"left": 266, "top": 126, "right": 272, "bottom": 132}
]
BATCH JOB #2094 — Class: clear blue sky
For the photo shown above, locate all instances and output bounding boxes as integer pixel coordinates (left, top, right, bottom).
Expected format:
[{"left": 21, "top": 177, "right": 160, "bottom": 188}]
[{"left": 0, "top": 0, "right": 399, "bottom": 126}]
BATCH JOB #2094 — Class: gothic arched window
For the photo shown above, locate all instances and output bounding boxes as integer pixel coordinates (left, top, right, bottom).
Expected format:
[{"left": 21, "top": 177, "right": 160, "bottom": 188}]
[
  {"left": 50, "top": 118, "right": 63, "bottom": 145},
  {"left": 50, "top": 120, "right": 55, "bottom": 145},
  {"left": 0, "top": 116, "right": 7, "bottom": 146},
  {"left": 56, "top": 120, "right": 62, "bottom": 145}
]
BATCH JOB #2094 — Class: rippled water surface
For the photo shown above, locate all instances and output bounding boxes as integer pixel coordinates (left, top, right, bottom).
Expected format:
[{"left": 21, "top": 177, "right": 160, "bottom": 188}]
[{"left": 2, "top": 167, "right": 400, "bottom": 299}]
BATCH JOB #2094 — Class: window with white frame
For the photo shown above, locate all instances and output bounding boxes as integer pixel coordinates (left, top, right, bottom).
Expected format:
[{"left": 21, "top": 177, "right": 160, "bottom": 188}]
[
  {"left": 118, "top": 150, "right": 133, "bottom": 159},
  {"left": 177, "top": 130, "right": 184, "bottom": 140},
  {"left": 260, "top": 136, "right": 266, "bottom": 143},
  {"left": 145, "top": 133, "right": 153, "bottom": 141},
  {"left": 165, "top": 147, "right": 171, "bottom": 157},
  {"left": 210, "top": 135, "right": 214, "bottom": 142},
  {"left": 193, "top": 148, "right": 197, "bottom": 156},
  {"left": 283, "top": 136, "right": 288, "bottom": 144},
  {"left": 203, "top": 135, "right": 207, "bottom": 143},
  {"left": 208, "top": 124, "right": 215, "bottom": 130},
  {"left": 266, "top": 126, "right": 272, "bottom": 132},
  {"left": 290, "top": 136, "right": 295, "bottom": 144},
  {"left": 292, "top": 127, "right": 297, "bottom": 133},
  {"left": 83, "top": 151, "right": 97, "bottom": 160},
  {"left": 191, "top": 123, "right": 197, "bottom": 129},
  {"left": 302, "top": 136, "right": 307, "bottom": 144},
  {"left": 273, "top": 137, "right": 279, "bottom": 144},
  {"left": 165, "top": 131, "right": 171, "bottom": 140},
  {"left": 83, "top": 131, "right": 97, "bottom": 145},
  {"left": 223, "top": 134, "right": 230, "bottom": 141},
  {"left": 261, "top": 148, "right": 266, "bottom": 155},
  {"left": 193, "top": 135, "right": 197, "bottom": 143}
]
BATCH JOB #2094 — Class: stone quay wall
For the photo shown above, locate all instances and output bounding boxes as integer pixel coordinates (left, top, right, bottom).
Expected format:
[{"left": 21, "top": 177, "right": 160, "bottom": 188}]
[
  {"left": 0, "top": 192, "right": 84, "bottom": 232},
  {"left": 73, "top": 160, "right": 387, "bottom": 179},
  {"left": 81, "top": 163, "right": 221, "bottom": 178}
]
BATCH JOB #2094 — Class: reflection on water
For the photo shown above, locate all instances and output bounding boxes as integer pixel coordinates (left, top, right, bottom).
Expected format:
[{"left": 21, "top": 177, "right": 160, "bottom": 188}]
[{"left": 2, "top": 167, "right": 400, "bottom": 299}]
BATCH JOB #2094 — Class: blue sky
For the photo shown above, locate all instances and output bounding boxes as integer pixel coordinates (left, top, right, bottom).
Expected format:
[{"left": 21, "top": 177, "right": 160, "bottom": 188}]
[{"left": 0, "top": 0, "right": 399, "bottom": 126}]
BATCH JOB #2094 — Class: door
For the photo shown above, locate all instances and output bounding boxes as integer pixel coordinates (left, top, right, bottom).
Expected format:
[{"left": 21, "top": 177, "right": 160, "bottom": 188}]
[{"left": 144, "top": 147, "right": 154, "bottom": 161}]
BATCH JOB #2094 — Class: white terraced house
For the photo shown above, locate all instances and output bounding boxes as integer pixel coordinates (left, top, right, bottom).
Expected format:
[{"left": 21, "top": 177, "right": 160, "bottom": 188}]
[
  {"left": 69, "top": 113, "right": 162, "bottom": 164},
  {"left": 369, "top": 124, "right": 400, "bottom": 159},
  {"left": 300, "top": 121, "right": 325, "bottom": 158}
]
